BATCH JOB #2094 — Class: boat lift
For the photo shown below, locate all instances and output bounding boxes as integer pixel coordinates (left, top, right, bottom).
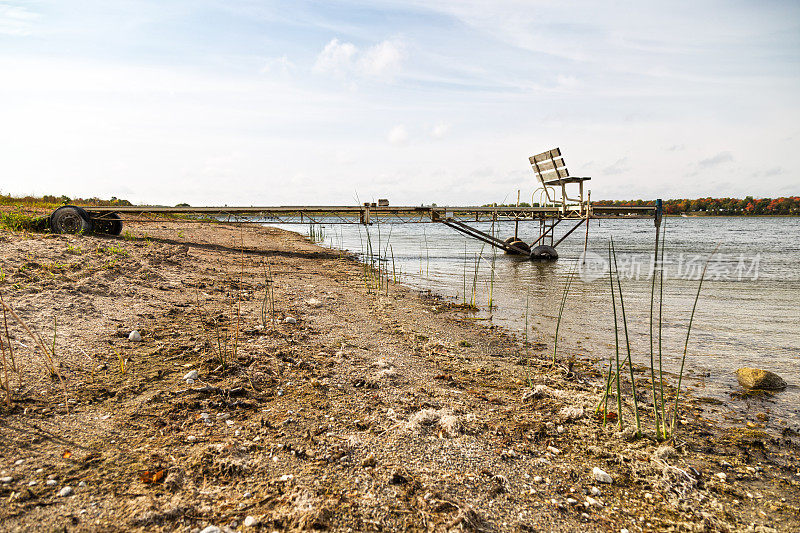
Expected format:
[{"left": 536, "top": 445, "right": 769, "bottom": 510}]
[{"left": 45, "top": 148, "right": 662, "bottom": 260}]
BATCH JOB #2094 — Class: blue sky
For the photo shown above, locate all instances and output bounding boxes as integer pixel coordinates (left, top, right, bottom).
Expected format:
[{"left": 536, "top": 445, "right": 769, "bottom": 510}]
[{"left": 1, "top": 0, "right": 798, "bottom": 205}]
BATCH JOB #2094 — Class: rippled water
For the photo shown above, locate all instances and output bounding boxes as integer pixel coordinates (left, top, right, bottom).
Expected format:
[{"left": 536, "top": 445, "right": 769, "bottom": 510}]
[{"left": 271, "top": 216, "right": 800, "bottom": 427}]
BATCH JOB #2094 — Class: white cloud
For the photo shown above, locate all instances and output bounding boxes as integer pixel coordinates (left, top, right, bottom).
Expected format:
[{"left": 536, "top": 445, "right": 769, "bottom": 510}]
[
  {"left": 388, "top": 125, "right": 409, "bottom": 145},
  {"left": 430, "top": 121, "right": 450, "bottom": 139},
  {"left": 0, "top": 2, "right": 39, "bottom": 36},
  {"left": 358, "top": 40, "right": 404, "bottom": 78},
  {"left": 261, "top": 55, "right": 295, "bottom": 75},
  {"left": 313, "top": 38, "right": 357, "bottom": 75},
  {"left": 314, "top": 38, "right": 404, "bottom": 81}
]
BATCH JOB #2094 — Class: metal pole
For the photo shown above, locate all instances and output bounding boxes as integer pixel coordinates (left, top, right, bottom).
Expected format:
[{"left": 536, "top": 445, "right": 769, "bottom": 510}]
[
  {"left": 582, "top": 191, "right": 591, "bottom": 263},
  {"left": 514, "top": 189, "right": 520, "bottom": 239}
]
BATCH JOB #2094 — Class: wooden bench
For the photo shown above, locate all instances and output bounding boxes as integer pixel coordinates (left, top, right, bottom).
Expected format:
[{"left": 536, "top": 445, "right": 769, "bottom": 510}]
[{"left": 529, "top": 148, "right": 590, "bottom": 213}]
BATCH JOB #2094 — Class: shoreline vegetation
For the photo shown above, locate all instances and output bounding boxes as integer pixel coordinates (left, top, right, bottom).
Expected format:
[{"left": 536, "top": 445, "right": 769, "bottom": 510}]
[
  {"left": 0, "top": 194, "right": 798, "bottom": 531},
  {"left": 485, "top": 197, "right": 800, "bottom": 217}
]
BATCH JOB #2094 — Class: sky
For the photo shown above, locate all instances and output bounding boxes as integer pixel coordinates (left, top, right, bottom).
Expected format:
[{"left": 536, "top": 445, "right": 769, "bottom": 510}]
[{"left": 1, "top": 0, "right": 798, "bottom": 206}]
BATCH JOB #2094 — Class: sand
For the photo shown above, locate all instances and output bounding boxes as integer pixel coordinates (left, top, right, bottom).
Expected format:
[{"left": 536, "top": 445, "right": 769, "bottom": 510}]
[{"left": 0, "top": 220, "right": 798, "bottom": 532}]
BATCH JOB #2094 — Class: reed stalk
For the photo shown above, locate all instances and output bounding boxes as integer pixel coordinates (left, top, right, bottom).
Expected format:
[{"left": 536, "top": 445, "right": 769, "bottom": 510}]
[
  {"left": 611, "top": 237, "right": 641, "bottom": 435},
  {"left": 670, "top": 243, "right": 719, "bottom": 436},
  {"left": 552, "top": 259, "right": 578, "bottom": 364},
  {"left": 657, "top": 220, "right": 667, "bottom": 436},
  {"left": 608, "top": 242, "right": 623, "bottom": 429},
  {"left": 649, "top": 219, "right": 662, "bottom": 438}
]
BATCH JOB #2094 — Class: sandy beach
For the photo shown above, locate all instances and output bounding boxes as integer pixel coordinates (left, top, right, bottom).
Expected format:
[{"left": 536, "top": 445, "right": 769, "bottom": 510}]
[{"left": 0, "top": 220, "right": 798, "bottom": 532}]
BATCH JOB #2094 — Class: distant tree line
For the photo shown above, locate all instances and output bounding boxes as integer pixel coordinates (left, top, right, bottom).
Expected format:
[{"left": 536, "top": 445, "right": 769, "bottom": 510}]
[{"left": 593, "top": 197, "right": 800, "bottom": 216}]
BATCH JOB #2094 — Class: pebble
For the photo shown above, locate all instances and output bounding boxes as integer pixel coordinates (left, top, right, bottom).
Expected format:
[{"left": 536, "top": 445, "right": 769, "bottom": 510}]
[
  {"left": 547, "top": 446, "right": 561, "bottom": 455},
  {"left": 305, "top": 298, "right": 322, "bottom": 308},
  {"left": 14, "top": 459, "right": 24, "bottom": 466},
  {"left": 58, "top": 486, "right": 74, "bottom": 497},
  {"left": 592, "top": 467, "right": 613, "bottom": 484},
  {"left": 284, "top": 316, "right": 297, "bottom": 324},
  {"left": 46, "top": 479, "right": 58, "bottom": 486},
  {"left": 585, "top": 496, "right": 603, "bottom": 508},
  {"left": 0, "top": 476, "right": 12, "bottom": 483},
  {"left": 78, "top": 481, "right": 87, "bottom": 487},
  {"left": 243, "top": 516, "right": 257, "bottom": 527},
  {"left": 278, "top": 474, "right": 294, "bottom": 482},
  {"left": 533, "top": 476, "right": 543, "bottom": 483},
  {"left": 183, "top": 370, "right": 199, "bottom": 382},
  {"left": 28, "top": 481, "right": 37, "bottom": 487},
  {"left": 199, "top": 527, "right": 222, "bottom": 533},
  {"left": 715, "top": 472, "right": 727, "bottom": 482},
  {"left": 187, "top": 435, "right": 197, "bottom": 442},
  {"left": 243, "top": 491, "right": 252, "bottom": 498},
  {"left": 590, "top": 486, "right": 601, "bottom": 496},
  {"left": 128, "top": 330, "right": 142, "bottom": 342}
]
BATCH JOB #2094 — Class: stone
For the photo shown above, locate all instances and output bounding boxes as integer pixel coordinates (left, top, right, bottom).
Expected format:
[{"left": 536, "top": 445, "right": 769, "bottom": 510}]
[
  {"left": 183, "top": 370, "right": 199, "bottom": 382},
  {"left": 547, "top": 446, "right": 561, "bottom": 455},
  {"left": 128, "top": 330, "right": 142, "bottom": 342},
  {"left": 58, "top": 486, "right": 74, "bottom": 497},
  {"left": 199, "top": 527, "right": 222, "bottom": 533},
  {"left": 0, "top": 476, "right": 12, "bottom": 483},
  {"left": 362, "top": 453, "right": 377, "bottom": 468},
  {"left": 284, "top": 316, "right": 297, "bottom": 324},
  {"left": 735, "top": 368, "right": 786, "bottom": 391},
  {"left": 46, "top": 479, "right": 57, "bottom": 486},
  {"left": 592, "top": 467, "right": 613, "bottom": 484},
  {"left": 305, "top": 298, "right": 322, "bottom": 308},
  {"left": 243, "top": 516, "right": 257, "bottom": 527}
]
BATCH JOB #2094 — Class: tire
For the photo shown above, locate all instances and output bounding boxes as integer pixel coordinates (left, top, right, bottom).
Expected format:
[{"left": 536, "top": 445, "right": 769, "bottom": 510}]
[
  {"left": 504, "top": 237, "right": 530, "bottom": 255},
  {"left": 50, "top": 206, "right": 93, "bottom": 235},
  {"left": 93, "top": 212, "right": 123, "bottom": 236},
  {"left": 531, "top": 244, "right": 559, "bottom": 261}
]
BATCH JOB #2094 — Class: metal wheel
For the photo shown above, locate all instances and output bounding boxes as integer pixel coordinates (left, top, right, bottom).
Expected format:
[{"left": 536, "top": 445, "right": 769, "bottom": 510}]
[
  {"left": 531, "top": 244, "right": 558, "bottom": 261},
  {"left": 93, "top": 212, "right": 123, "bottom": 236},
  {"left": 50, "top": 206, "right": 93, "bottom": 234},
  {"left": 504, "top": 237, "right": 530, "bottom": 255}
]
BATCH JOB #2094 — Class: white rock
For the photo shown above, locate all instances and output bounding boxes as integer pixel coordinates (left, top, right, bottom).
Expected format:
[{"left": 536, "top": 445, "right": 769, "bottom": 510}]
[
  {"left": 585, "top": 496, "right": 603, "bottom": 508},
  {"left": 199, "top": 527, "right": 222, "bottom": 533},
  {"left": 187, "top": 379, "right": 195, "bottom": 385},
  {"left": 243, "top": 491, "right": 252, "bottom": 498},
  {"left": 128, "top": 330, "right": 142, "bottom": 342},
  {"left": 46, "top": 479, "right": 57, "bottom": 486},
  {"left": 305, "top": 298, "right": 322, "bottom": 308},
  {"left": 547, "top": 446, "right": 561, "bottom": 455},
  {"left": 0, "top": 476, "right": 12, "bottom": 483},
  {"left": 590, "top": 486, "right": 601, "bottom": 496},
  {"left": 715, "top": 472, "right": 727, "bottom": 482},
  {"left": 59, "top": 486, "right": 74, "bottom": 497},
  {"left": 78, "top": 481, "right": 87, "bottom": 487},
  {"left": 533, "top": 476, "right": 543, "bottom": 483},
  {"left": 183, "top": 370, "right": 199, "bottom": 381},
  {"left": 284, "top": 316, "right": 297, "bottom": 324},
  {"left": 187, "top": 435, "right": 197, "bottom": 442},
  {"left": 243, "top": 515, "right": 258, "bottom": 527},
  {"left": 592, "top": 467, "right": 613, "bottom": 484},
  {"left": 14, "top": 459, "right": 24, "bottom": 466},
  {"left": 278, "top": 474, "right": 294, "bottom": 482}
]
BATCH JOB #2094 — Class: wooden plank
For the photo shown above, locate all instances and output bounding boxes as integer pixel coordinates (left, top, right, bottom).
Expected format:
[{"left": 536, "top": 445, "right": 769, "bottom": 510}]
[
  {"left": 528, "top": 157, "right": 565, "bottom": 172},
  {"left": 543, "top": 176, "right": 590, "bottom": 185},
  {"left": 537, "top": 167, "right": 570, "bottom": 182},
  {"left": 530, "top": 148, "right": 561, "bottom": 164}
]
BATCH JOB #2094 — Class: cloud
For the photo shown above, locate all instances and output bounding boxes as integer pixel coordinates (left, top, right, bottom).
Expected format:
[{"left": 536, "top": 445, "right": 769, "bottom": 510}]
[
  {"left": 698, "top": 151, "right": 733, "bottom": 168},
  {"left": 430, "top": 122, "right": 450, "bottom": 139},
  {"left": 602, "top": 157, "right": 630, "bottom": 175},
  {"left": 388, "top": 125, "right": 409, "bottom": 145},
  {"left": 314, "top": 38, "right": 404, "bottom": 81},
  {"left": 260, "top": 55, "right": 295, "bottom": 75},
  {"left": 313, "top": 38, "right": 357, "bottom": 75},
  {"left": 0, "top": 2, "right": 39, "bottom": 36}
]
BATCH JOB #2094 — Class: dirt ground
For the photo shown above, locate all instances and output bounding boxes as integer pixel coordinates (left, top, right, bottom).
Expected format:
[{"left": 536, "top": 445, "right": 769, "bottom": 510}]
[{"left": 0, "top": 220, "right": 798, "bottom": 532}]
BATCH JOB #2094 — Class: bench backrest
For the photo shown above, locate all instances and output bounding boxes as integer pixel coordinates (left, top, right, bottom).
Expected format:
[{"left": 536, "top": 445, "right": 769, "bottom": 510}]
[{"left": 529, "top": 147, "right": 569, "bottom": 185}]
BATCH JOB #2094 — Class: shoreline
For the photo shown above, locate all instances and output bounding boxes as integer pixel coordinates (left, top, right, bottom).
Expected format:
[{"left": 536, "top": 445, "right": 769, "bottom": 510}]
[{"left": 0, "top": 221, "right": 798, "bottom": 532}]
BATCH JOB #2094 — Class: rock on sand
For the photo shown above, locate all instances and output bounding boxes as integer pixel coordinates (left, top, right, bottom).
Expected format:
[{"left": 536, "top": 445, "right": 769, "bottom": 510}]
[{"left": 735, "top": 368, "right": 786, "bottom": 391}]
